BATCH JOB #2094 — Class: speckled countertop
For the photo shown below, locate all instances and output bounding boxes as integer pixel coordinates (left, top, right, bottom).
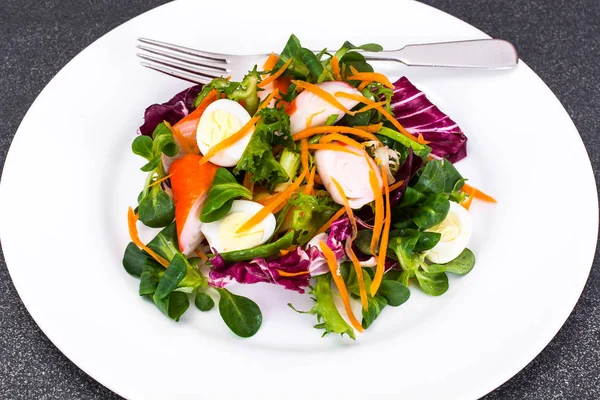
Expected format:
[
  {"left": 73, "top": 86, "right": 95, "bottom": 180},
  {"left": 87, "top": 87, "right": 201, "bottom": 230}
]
[{"left": 0, "top": 0, "right": 598, "bottom": 399}]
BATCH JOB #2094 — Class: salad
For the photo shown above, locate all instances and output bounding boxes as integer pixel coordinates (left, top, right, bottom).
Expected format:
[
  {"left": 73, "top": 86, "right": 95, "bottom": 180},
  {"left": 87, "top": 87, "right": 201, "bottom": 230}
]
[{"left": 123, "top": 35, "right": 496, "bottom": 339}]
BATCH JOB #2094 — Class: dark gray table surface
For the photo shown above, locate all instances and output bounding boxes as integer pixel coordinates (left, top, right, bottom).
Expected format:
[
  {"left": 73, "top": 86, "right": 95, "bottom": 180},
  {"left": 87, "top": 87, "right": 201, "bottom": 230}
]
[{"left": 1, "top": 0, "right": 598, "bottom": 399}]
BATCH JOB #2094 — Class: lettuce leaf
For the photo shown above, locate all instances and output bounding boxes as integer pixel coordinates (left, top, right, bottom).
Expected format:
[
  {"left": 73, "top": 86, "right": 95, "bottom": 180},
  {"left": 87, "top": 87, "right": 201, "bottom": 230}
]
[{"left": 289, "top": 191, "right": 340, "bottom": 246}]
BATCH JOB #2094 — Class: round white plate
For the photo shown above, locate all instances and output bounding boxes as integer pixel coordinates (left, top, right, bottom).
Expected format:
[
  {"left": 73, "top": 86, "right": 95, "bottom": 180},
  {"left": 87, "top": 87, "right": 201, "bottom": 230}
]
[{"left": 1, "top": 1, "right": 597, "bottom": 399}]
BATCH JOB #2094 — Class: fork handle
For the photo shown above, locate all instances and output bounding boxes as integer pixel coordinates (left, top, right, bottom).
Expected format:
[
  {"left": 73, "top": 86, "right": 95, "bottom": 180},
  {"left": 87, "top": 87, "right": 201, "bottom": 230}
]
[{"left": 361, "top": 39, "right": 518, "bottom": 69}]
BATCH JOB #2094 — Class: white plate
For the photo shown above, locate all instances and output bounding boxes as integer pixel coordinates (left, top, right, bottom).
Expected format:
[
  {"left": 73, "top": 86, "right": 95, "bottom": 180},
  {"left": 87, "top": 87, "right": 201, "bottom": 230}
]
[{"left": 0, "top": 1, "right": 597, "bottom": 399}]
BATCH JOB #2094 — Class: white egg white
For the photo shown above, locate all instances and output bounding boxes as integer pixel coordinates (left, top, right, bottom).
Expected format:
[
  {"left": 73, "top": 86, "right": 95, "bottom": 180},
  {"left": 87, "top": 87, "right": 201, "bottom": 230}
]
[
  {"left": 426, "top": 201, "right": 472, "bottom": 264},
  {"left": 196, "top": 99, "right": 254, "bottom": 167},
  {"left": 200, "top": 200, "right": 276, "bottom": 253}
]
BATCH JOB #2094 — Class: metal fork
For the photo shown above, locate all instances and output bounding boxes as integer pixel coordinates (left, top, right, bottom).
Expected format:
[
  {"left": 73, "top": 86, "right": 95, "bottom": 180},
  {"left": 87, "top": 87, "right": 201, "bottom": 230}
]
[{"left": 136, "top": 37, "right": 518, "bottom": 84}]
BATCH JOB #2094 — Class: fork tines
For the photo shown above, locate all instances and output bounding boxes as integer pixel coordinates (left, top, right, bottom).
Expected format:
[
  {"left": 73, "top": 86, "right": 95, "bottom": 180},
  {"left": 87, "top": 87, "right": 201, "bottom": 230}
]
[{"left": 136, "top": 38, "right": 231, "bottom": 84}]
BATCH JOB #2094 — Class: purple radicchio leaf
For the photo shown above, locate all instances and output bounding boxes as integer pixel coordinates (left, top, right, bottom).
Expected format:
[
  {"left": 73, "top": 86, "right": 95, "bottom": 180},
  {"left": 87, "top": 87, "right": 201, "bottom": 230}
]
[
  {"left": 137, "top": 84, "right": 203, "bottom": 137},
  {"left": 391, "top": 77, "right": 467, "bottom": 163}
]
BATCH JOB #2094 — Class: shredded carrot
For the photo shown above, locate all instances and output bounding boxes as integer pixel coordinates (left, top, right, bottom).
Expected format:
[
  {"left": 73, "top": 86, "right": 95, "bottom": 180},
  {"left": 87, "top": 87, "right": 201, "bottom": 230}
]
[
  {"left": 255, "top": 192, "right": 279, "bottom": 206},
  {"left": 305, "top": 109, "right": 325, "bottom": 129},
  {"left": 237, "top": 169, "right": 308, "bottom": 233},
  {"left": 304, "top": 166, "right": 317, "bottom": 195},
  {"left": 259, "top": 58, "right": 293, "bottom": 88},
  {"left": 306, "top": 144, "right": 358, "bottom": 154},
  {"left": 273, "top": 201, "right": 288, "bottom": 214},
  {"left": 292, "top": 126, "right": 379, "bottom": 142},
  {"left": 319, "top": 240, "right": 364, "bottom": 332},
  {"left": 366, "top": 157, "right": 384, "bottom": 258},
  {"left": 330, "top": 177, "right": 368, "bottom": 311},
  {"left": 277, "top": 269, "right": 310, "bottom": 277},
  {"left": 199, "top": 116, "right": 259, "bottom": 165},
  {"left": 347, "top": 66, "right": 394, "bottom": 89},
  {"left": 335, "top": 91, "right": 420, "bottom": 143},
  {"left": 301, "top": 138, "right": 309, "bottom": 174},
  {"left": 330, "top": 56, "right": 342, "bottom": 81},
  {"left": 461, "top": 191, "right": 475, "bottom": 210},
  {"left": 388, "top": 179, "right": 405, "bottom": 192},
  {"left": 262, "top": 53, "right": 278, "bottom": 70},
  {"left": 353, "top": 123, "right": 383, "bottom": 133},
  {"left": 292, "top": 80, "right": 356, "bottom": 115},
  {"left": 259, "top": 89, "right": 280, "bottom": 110},
  {"left": 278, "top": 246, "right": 298, "bottom": 257},
  {"left": 147, "top": 173, "right": 172, "bottom": 188},
  {"left": 194, "top": 249, "right": 209, "bottom": 261},
  {"left": 416, "top": 133, "right": 430, "bottom": 145},
  {"left": 462, "top": 183, "right": 497, "bottom": 203},
  {"left": 354, "top": 101, "right": 386, "bottom": 114},
  {"left": 357, "top": 80, "right": 371, "bottom": 91},
  {"left": 314, "top": 174, "right": 323, "bottom": 185},
  {"left": 242, "top": 172, "right": 255, "bottom": 193},
  {"left": 127, "top": 207, "right": 169, "bottom": 268},
  {"left": 320, "top": 133, "right": 363, "bottom": 149},
  {"left": 371, "top": 167, "right": 391, "bottom": 296},
  {"left": 315, "top": 207, "right": 347, "bottom": 235}
]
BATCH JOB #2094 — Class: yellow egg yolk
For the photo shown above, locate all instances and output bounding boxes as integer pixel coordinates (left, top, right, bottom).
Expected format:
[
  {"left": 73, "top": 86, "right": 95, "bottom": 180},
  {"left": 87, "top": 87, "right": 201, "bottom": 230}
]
[
  {"left": 429, "top": 212, "right": 460, "bottom": 242},
  {"left": 198, "top": 110, "right": 242, "bottom": 147},
  {"left": 218, "top": 212, "right": 264, "bottom": 252}
]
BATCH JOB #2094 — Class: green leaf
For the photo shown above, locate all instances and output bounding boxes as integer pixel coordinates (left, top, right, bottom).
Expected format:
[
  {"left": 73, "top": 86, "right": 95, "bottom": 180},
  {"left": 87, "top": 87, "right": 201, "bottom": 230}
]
[
  {"left": 233, "top": 108, "right": 291, "bottom": 189},
  {"left": 218, "top": 288, "right": 262, "bottom": 338},
  {"left": 279, "top": 148, "right": 301, "bottom": 181},
  {"left": 146, "top": 222, "right": 179, "bottom": 262},
  {"left": 413, "top": 231, "right": 441, "bottom": 252},
  {"left": 288, "top": 191, "right": 340, "bottom": 246},
  {"left": 377, "top": 127, "right": 431, "bottom": 159},
  {"left": 193, "top": 78, "right": 231, "bottom": 107},
  {"left": 216, "top": 230, "right": 294, "bottom": 263},
  {"left": 152, "top": 122, "right": 179, "bottom": 157},
  {"left": 200, "top": 168, "right": 252, "bottom": 223},
  {"left": 140, "top": 157, "right": 161, "bottom": 172},
  {"left": 154, "top": 291, "right": 190, "bottom": 322},
  {"left": 132, "top": 135, "right": 154, "bottom": 161},
  {"left": 341, "top": 41, "right": 383, "bottom": 52},
  {"left": 362, "top": 295, "right": 388, "bottom": 329},
  {"left": 298, "top": 48, "right": 327, "bottom": 82},
  {"left": 123, "top": 242, "right": 160, "bottom": 278},
  {"left": 388, "top": 234, "right": 421, "bottom": 271},
  {"left": 226, "top": 71, "right": 260, "bottom": 115},
  {"left": 399, "top": 270, "right": 413, "bottom": 287},
  {"left": 154, "top": 253, "right": 188, "bottom": 300},
  {"left": 378, "top": 280, "right": 411, "bottom": 307},
  {"left": 325, "top": 114, "right": 338, "bottom": 126},
  {"left": 412, "top": 193, "right": 450, "bottom": 230},
  {"left": 429, "top": 248, "right": 475, "bottom": 275},
  {"left": 194, "top": 291, "right": 215, "bottom": 312},
  {"left": 340, "top": 51, "right": 374, "bottom": 75},
  {"left": 415, "top": 270, "right": 449, "bottom": 296},
  {"left": 139, "top": 264, "right": 164, "bottom": 296},
  {"left": 138, "top": 186, "right": 175, "bottom": 228},
  {"left": 397, "top": 187, "right": 426, "bottom": 208},
  {"left": 294, "top": 274, "right": 355, "bottom": 339},
  {"left": 414, "top": 159, "right": 464, "bottom": 195},
  {"left": 354, "top": 229, "right": 374, "bottom": 256}
]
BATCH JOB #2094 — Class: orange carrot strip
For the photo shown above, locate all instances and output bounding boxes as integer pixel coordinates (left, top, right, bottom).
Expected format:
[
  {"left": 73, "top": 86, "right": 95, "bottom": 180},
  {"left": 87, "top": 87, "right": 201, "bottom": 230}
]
[
  {"left": 314, "top": 174, "right": 323, "bottom": 185},
  {"left": 199, "top": 116, "right": 259, "bottom": 165},
  {"left": 335, "top": 91, "right": 420, "bottom": 143},
  {"left": 194, "top": 249, "right": 209, "bottom": 261},
  {"left": 301, "top": 138, "right": 309, "bottom": 174},
  {"left": 127, "top": 207, "right": 170, "bottom": 268},
  {"left": 319, "top": 240, "right": 364, "bottom": 332},
  {"left": 147, "top": 173, "right": 172, "bottom": 188},
  {"left": 292, "top": 80, "right": 356, "bottom": 115},
  {"left": 237, "top": 169, "right": 308, "bottom": 233},
  {"left": 371, "top": 167, "right": 391, "bottom": 296},
  {"left": 304, "top": 166, "right": 317, "bottom": 195},
  {"left": 242, "top": 172, "right": 255, "bottom": 193},
  {"left": 353, "top": 123, "right": 383, "bottom": 133},
  {"left": 259, "top": 58, "right": 293, "bottom": 88},
  {"left": 258, "top": 89, "right": 280, "bottom": 111},
  {"left": 277, "top": 269, "right": 310, "bottom": 277},
  {"left": 330, "top": 177, "right": 369, "bottom": 311},
  {"left": 365, "top": 153, "right": 384, "bottom": 257},
  {"left": 255, "top": 193, "right": 279, "bottom": 206},
  {"left": 331, "top": 56, "right": 342, "bottom": 81},
  {"left": 461, "top": 191, "right": 475, "bottom": 210},
  {"left": 357, "top": 81, "right": 371, "bottom": 91},
  {"left": 354, "top": 101, "right": 386, "bottom": 114},
  {"left": 462, "top": 183, "right": 497, "bottom": 203},
  {"left": 319, "top": 134, "right": 363, "bottom": 149},
  {"left": 315, "top": 207, "right": 346, "bottom": 235},
  {"left": 292, "top": 126, "right": 379, "bottom": 142},
  {"left": 416, "top": 133, "right": 430, "bottom": 145},
  {"left": 388, "top": 179, "right": 405, "bottom": 192},
  {"left": 307, "top": 144, "right": 357, "bottom": 154},
  {"left": 347, "top": 69, "right": 394, "bottom": 89},
  {"left": 262, "top": 53, "right": 278, "bottom": 70},
  {"left": 305, "top": 109, "right": 325, "bottom": 129}
]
